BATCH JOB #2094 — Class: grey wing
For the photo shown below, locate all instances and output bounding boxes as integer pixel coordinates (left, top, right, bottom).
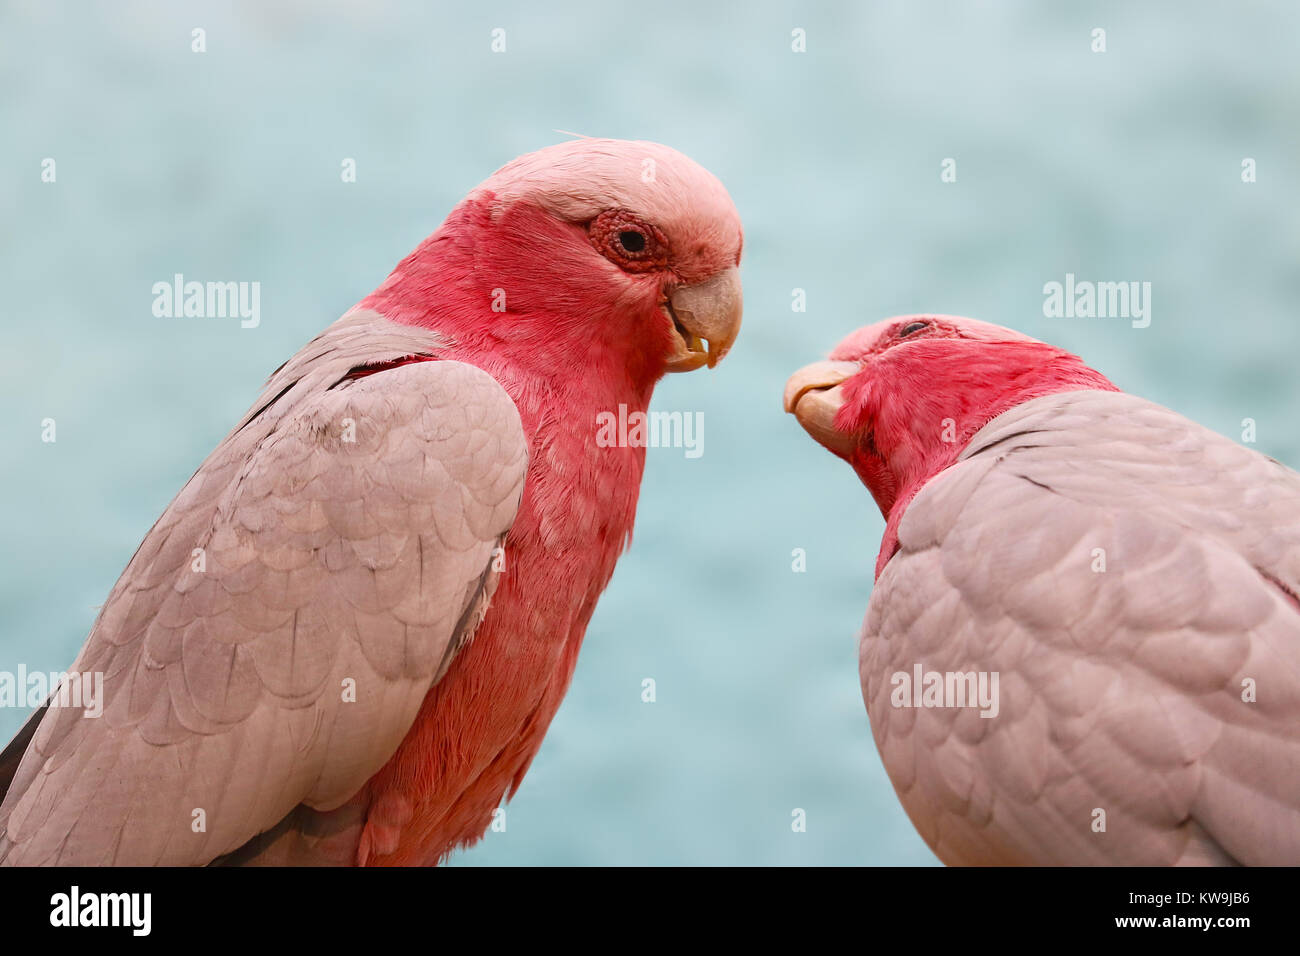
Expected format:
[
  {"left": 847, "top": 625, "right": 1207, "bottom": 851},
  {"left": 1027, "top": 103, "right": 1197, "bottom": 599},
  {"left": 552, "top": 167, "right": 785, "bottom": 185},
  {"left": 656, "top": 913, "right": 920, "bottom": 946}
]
[
  {"left": 0, "top": 358, "right": 527, "bottom": 866},
  {"left": 862, "top": 389, "right": 1300, "bottom": 865}
]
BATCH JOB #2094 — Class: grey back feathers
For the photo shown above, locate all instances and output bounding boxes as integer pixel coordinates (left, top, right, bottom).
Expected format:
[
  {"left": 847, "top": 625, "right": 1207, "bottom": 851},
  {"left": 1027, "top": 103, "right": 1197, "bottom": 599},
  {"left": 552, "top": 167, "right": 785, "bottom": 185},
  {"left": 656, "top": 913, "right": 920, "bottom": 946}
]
[{"left": 862, "top": 389, "right": 1300, "bottom": 865}]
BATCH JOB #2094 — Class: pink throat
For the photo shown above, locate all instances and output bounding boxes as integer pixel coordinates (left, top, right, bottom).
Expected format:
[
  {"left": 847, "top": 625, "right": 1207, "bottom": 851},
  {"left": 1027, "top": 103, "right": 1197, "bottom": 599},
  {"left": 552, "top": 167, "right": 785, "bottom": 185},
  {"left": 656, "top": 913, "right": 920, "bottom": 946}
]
[{"left": 349, "top": 199, "right": 664, "bottom": 863}]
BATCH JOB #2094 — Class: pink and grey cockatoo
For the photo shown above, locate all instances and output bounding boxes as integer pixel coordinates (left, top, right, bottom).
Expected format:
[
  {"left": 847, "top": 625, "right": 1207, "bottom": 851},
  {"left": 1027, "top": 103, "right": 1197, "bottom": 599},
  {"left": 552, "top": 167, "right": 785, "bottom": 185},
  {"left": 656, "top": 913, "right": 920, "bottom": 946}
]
[
  {"left": 0, "top": 138, "right": 743, "bottom": 866},
  {"left": 785, "top": 315, "right": 1300, "bottom": 865}
]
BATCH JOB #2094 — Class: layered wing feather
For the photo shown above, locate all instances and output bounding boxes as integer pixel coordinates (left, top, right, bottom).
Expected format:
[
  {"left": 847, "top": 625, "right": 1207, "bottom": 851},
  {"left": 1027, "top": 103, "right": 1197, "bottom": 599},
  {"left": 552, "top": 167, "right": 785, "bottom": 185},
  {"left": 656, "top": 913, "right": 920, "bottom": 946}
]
[
  {"left": 862, "top": 389, "right": 1300, "bottom": 865},
  {"left": 0, "top": 312, "right": 528, "bottom": 865}
]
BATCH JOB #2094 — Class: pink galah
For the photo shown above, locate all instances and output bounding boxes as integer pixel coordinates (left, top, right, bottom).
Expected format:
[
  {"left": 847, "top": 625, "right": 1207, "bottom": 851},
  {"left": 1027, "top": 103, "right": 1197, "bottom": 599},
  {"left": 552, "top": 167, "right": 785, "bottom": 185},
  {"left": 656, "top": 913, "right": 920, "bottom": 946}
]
[
  {"left": 0, "top": 138, "right": 743, "bottom": 866},
  {"left": 785, "top": 315, "right": 1300, "bottom": 865}
]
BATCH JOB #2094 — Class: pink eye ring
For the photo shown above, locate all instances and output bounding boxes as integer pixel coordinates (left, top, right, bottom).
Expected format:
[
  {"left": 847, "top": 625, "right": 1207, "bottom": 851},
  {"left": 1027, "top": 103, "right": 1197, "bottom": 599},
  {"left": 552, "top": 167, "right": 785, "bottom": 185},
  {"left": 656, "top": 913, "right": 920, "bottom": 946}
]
[{"left": 589, "top": 209, "right": 668, "bottom": 272}]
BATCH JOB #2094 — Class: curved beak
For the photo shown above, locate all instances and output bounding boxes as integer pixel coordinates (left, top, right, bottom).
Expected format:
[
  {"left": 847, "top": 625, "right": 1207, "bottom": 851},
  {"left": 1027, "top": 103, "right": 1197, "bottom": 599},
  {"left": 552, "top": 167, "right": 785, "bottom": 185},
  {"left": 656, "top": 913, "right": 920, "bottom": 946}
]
[
  {"left": 663, "top": 266, "right": 743, "bottom": 372},
  {"left": 783, "top": 360, "right": 859, "bottom": 457}
]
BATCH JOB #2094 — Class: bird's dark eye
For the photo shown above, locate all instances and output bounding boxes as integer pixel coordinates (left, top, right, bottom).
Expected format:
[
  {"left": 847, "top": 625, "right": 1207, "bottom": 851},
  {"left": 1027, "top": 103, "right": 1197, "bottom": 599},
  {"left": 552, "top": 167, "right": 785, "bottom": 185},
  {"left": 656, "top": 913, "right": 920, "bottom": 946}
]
[
  {"left": 589, "top": 209, "right": 668, "bottom": 273},
  {"left": 899, "top": 321, "right": 928, "bottom": 337}
]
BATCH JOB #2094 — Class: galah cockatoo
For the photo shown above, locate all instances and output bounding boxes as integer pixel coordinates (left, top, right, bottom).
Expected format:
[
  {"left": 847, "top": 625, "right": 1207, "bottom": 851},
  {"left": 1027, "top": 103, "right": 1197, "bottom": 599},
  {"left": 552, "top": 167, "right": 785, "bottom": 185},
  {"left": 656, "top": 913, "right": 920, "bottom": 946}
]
[
  {"left": 0, "top": 138, "right": 743, "bottom": 866},
  {"left": 785, "top": 315, "right": 1300, "bottom": 866}
]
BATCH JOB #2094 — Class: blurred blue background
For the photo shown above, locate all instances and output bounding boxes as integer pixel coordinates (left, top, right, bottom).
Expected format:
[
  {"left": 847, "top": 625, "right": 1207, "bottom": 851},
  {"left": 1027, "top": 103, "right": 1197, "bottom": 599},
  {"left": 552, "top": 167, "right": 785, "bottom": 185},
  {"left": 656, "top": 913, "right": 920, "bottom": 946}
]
[{"left": 1, "top": 0, "right": 1297, "bottom": 865}]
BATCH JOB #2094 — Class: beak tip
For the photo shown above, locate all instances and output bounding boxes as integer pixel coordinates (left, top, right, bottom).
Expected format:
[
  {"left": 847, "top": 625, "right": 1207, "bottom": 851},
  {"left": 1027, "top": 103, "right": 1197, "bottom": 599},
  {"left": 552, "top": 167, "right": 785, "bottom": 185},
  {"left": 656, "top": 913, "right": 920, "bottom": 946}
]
[
  {"left": 784, "top": 358, "right": 860, "bottom": 423},
  {"left": 665, "top": 267, "right": 743, "bottom": 374}
]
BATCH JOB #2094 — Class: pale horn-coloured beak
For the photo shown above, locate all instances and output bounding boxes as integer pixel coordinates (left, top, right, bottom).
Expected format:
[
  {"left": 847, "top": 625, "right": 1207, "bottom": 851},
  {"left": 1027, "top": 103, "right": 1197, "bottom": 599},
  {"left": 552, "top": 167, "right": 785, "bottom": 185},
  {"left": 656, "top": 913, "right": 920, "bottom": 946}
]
[
  {"left": 783, "top": 360, "right": 860, "bottom": 457},
  {"left": 663, "top": 266, "right": 743, "bottom": 372}
]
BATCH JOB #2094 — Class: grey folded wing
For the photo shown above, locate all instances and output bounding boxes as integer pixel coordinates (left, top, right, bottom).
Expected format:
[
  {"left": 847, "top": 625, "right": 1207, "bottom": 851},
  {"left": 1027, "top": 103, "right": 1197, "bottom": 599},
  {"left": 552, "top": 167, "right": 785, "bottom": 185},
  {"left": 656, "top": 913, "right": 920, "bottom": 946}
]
[{"left": 0, "top": 357, "right": 527, "bottom": 865}]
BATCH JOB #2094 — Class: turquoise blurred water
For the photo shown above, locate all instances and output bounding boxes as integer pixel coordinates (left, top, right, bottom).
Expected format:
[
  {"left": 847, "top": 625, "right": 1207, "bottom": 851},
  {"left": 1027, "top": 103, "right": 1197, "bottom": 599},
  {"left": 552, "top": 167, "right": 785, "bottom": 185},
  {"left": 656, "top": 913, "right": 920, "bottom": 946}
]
[{"left": 1, "top": 1, "right": 1297, "bottom": 865}]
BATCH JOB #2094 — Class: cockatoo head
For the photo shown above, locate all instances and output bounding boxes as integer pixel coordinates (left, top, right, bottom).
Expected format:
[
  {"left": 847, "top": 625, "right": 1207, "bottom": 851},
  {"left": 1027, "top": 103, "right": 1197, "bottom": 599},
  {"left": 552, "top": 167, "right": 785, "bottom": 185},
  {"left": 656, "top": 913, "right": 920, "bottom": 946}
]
[
  {"left": 364, "top": 138, "right": 743, "bottom": 385},
  {"left": 785, "top": 315, "right": 1115, "bottom": 518}
]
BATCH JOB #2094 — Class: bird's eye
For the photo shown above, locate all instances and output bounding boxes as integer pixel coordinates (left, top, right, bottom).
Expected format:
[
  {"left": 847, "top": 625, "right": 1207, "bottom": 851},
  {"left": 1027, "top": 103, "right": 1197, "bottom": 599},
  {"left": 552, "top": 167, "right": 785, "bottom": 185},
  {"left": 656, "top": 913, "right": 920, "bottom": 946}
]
[
  {"left": 899, "top": 321, "right": 928, "bottom": 337},
  {"left": 589, "top": 209, "right": 668, "bottom": 273}
]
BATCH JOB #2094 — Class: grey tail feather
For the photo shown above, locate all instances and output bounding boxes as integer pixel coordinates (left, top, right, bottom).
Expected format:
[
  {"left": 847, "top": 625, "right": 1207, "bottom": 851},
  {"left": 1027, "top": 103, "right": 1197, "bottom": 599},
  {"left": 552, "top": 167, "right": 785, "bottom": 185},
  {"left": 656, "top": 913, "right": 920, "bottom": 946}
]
[{"left": 0, "top": 703, "right": 47, "bottom": 804}]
